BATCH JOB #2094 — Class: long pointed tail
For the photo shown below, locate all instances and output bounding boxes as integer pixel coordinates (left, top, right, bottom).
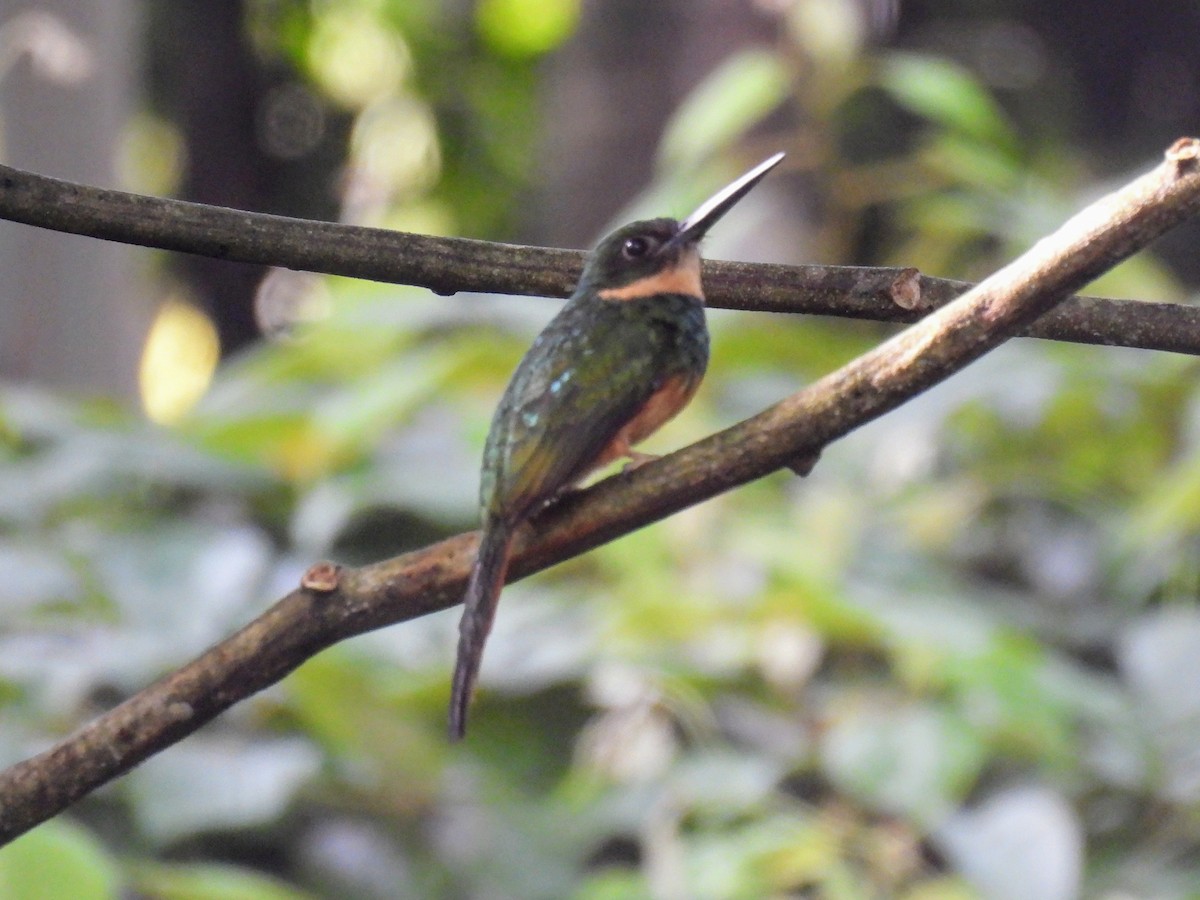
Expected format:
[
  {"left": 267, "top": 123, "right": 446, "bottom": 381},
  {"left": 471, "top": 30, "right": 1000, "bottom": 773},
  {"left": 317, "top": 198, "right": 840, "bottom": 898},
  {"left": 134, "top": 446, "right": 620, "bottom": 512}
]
[{"left": 449, "top": 518, "right": 515, "bottom": 740}]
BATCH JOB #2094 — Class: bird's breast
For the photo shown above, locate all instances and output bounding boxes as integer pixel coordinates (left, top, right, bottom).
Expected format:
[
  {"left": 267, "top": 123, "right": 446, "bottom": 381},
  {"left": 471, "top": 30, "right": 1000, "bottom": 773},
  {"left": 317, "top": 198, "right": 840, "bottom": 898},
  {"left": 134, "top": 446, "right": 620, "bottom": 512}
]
[{"left": 591, "top": 370, "right": 703, "bottom": 469}]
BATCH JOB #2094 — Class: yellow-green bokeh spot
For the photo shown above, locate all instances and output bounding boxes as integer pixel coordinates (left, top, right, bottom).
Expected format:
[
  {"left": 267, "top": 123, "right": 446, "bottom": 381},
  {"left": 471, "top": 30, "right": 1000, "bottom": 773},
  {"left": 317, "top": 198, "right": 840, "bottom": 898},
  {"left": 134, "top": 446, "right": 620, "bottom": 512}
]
[
  {"left": 476, "top": 0, "right": 580, "bottom": 58},
  {"left": 306, "top": 7, "right": 411, "bottom": 108},
  {"left": 0, "top": 821, "right": 120, "bottom": 900}
]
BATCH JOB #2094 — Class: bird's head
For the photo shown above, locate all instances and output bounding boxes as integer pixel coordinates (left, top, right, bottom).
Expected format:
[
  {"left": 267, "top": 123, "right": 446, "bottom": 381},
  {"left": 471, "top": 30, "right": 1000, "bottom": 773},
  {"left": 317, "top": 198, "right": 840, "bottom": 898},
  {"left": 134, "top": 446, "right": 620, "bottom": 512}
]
[{"left": 577, "top": 152, "right": 785, "bottom": 302}]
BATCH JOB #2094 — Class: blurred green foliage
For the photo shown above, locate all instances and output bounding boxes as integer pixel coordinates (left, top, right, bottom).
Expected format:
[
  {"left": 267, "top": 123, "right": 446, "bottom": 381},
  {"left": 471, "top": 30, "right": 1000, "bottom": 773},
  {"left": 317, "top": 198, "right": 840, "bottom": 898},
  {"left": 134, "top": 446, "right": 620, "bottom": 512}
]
[
  {"left": 3, "top": 2, "right": 1200, "bottom": 899},
  {"left": 246, "top": 0, "right": 552, "bottom": 239}
]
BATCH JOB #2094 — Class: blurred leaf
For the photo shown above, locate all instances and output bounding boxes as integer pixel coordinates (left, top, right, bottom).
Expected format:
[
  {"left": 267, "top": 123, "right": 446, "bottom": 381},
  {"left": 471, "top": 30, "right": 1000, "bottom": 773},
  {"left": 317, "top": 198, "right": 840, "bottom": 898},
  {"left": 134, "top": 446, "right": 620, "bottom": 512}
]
[
  {"left": 940, "top": 636, "right": 1081, "bottom": 766},
  {"left": 919, "top": 132, "right": 1022, "bottom": 194},
  {"left": 309, "top": 348, "right": 460, "bottom": 457},
  {"left": 668, "top": 751, "right": 783, "bottom": 822},
  {"left": 89, "top": 523, "right": 272, "bottom": 628},
  {"left": 821, "top": 700, "right": 985, "bottom": 826},
  {"left": 0, "top": 424, "right": 266, "bottom": 525},
  {"left": 303, "top": 6, "right": 409, "bottom": 108},
  {"left": 879, "top": 53, "right": 1020, "bottom": 157},
  {"left": 659, "top": 49, "right": 790, "bottom": 172},
  {"left": 0, "top": 385, "right": 91, "bottom": 444},
  {"left": 0, "top": 523, "right": 274, "bottom": 702},
  {"left": 1117, "top": 607, "right": 1200, "bottom": 802},
  {"left": 125, "top": 738, "right": 321, "bottom": 844},
  {"left": 934, "top": 786, "right": 1082, "bottom": 900},
  {"left": 0, "top": 820, "right": 120, "bottom": 900},
  {"left": 685, "top": 814, "right": 847, "bottom": 899},
  {"left": 284, "top": 650, "right": 444, "bottom": 786},
  {"left": 1127, "top": 441, "right": 1200, "bottom": 545},
  {"left": 133, "top": 863, "right": 316, "bottom": 900},
  {"left": 573, "top": 868, "right": 653, "bottom": 900},
  {"left": 476, "top": 0, "right": 580, "bottom": 58},
  {"left": 900, "top": 879, "right": 979, "bottom": 900},
  {"left": 0, "top": 539, "right": 82, "bottom": 616}
]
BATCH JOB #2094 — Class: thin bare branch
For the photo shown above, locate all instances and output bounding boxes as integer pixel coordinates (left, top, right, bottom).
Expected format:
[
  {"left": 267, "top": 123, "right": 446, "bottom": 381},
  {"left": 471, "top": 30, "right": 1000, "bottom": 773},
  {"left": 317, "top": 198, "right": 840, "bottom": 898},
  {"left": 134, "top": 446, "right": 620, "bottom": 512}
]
[
  {"left": 0, "top": 163, "right": 1198, "bottom": 355},
  {"left": 1, "top": 138, "right": 1197, "bottom": 845}
]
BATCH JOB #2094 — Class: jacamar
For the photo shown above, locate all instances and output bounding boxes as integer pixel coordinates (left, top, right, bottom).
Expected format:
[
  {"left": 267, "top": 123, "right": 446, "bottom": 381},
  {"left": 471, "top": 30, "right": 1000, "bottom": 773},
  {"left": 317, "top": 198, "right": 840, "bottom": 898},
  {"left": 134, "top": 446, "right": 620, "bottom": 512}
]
[{"left": 450, "top": 152, "right": 785, "bottom": 739}]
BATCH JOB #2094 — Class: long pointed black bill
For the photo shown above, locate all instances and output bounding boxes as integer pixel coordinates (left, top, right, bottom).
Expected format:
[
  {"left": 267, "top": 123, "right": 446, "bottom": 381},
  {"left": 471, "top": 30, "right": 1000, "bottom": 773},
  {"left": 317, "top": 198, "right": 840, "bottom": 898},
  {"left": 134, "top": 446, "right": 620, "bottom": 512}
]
[{"left": 674, "top": 151, "right": 785, "bottom": 245}]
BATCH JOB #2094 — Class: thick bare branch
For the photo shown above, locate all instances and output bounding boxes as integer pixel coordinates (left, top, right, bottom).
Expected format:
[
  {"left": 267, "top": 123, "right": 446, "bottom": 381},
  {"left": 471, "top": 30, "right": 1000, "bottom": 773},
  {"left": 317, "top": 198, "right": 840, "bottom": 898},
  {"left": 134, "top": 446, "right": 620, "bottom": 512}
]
[
  {"left": 1, "top": 138, "right": 1197, "bottom": 845},
  {"left": 0, "top": 162, "right": 1199, "bottom": 355}
]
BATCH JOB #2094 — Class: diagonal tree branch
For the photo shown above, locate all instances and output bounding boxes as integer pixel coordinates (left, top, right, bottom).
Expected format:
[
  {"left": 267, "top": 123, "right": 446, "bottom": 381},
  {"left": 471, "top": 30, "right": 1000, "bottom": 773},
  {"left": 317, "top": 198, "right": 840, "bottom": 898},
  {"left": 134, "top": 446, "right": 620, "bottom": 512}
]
[
  {"left": 1, "top": 138, "right": 1197, "bottom": 845},
  {"left": 1, "top": 162, "right": 1200, "bottom": 355}
]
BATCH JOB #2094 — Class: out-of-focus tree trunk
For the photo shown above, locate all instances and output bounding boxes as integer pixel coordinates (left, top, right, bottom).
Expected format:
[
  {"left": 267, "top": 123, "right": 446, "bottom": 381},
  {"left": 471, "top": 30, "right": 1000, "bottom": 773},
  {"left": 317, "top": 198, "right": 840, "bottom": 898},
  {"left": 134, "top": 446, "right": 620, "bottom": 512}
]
[
  {"left": 147, "top": 0, "right": 271, "bottom": 357},
  {"left": 0, "top": 0, "right": 145, "bottom": 397},
  {"left": 146, "top": 0, "right": 344, "bottom": 358}
]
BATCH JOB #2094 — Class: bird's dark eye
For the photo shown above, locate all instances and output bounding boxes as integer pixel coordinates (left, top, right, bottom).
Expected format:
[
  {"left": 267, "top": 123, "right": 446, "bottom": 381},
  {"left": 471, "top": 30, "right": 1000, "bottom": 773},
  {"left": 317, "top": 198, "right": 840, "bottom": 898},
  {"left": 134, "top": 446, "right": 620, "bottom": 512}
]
[{"left": 622, "top": 236, "right": 651, "bottom": 259}]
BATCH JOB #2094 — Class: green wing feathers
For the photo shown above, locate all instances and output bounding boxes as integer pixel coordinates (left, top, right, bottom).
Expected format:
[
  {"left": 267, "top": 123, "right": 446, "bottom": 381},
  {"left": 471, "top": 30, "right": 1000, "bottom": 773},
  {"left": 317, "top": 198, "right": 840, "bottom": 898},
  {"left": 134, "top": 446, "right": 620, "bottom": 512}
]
[{"left": 481, "top": 294, "right": 707, "bottom": 521}]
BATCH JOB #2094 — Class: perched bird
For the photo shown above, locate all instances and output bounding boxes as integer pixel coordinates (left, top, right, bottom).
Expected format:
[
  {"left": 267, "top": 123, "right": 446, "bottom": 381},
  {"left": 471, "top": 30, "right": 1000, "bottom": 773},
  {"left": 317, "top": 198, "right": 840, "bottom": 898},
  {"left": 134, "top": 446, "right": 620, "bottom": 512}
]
[{"left": 450, "top": 153, "right": 785, "bottom": 739}]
